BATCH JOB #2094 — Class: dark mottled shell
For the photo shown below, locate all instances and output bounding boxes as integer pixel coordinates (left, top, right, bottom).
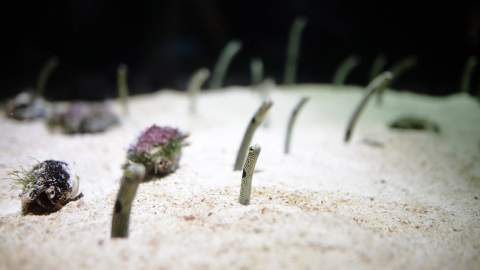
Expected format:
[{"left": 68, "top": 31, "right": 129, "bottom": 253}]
[{"left": 20, "top": 160, "right": 82, "bottom": 214}]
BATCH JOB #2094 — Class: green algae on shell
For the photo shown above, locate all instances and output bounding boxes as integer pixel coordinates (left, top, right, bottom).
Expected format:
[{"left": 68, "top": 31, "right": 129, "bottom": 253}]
[
  {"left": 9, "top": 160, "right": 82, "bottom": 215},
  {"left": 127, "top": 125, "right": 189, "bottom": 178}
]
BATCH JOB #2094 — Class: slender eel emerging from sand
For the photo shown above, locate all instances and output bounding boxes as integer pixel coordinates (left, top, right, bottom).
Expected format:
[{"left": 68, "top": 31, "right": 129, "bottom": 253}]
[
  {"left": 234, "top": 101, "right": 272, "bottom": 171},
  {"left": 117, "top": 64, "right": 129, "bottom": 116},
  {"left": 460, "top": 56, "right": 477, "bottom": 93},
  {"left": 258, "top": 78, "right": 274, "bottom": 102},
  {"left": 333, "top": 55, "right": 360, "bottom": 85},
  {"left": 284, "top": 97, "right": 309, "bottom": 154},
  {"left": 257, "top": 79, "right": 275, "bottom": 128},
  {"left": 239, "top": 145, "right": 261, "bottom": 205},
  {"left": 35, "top": 56, "right": 59, "bottom": 98},
  {"left": 250, "top": 58, "right": 264, "bottom": 86},
  {"left": 209, "top": 40, "right": 242, "bottom": 89},
  {"left": 390, "top": 56, "right": 417, "bottom": 82},
  {"left": 376, "top": 56, "right": 416, "bottom": 105},
  {"left": 344, "top": 71, "right": 393, "bottom": 143},
  {"left": 369, "top": 54, "right": 387, "bottom": 81},
  {"left": 283, "top": 16, "right": 307, "bottom": 85},
  {"left": 187, "top": 68, "right": 210, "bottom": 114},
  {"left": 5, "top": 56, "right": 58, "bottom": 120},
  {"left": 111, "top": 162, "right": 146, "bottom": 238}
]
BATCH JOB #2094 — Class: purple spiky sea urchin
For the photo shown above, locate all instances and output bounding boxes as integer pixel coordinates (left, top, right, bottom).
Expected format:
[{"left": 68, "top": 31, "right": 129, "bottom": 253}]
[{"left": 127, "top": 125, "right": 188, "bottom": 177}]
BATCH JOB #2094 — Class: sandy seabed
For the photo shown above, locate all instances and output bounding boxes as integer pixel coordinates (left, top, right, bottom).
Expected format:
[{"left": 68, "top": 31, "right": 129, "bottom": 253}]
[{"left": 0, "top": 85, "right": 479, "bottom": 270}]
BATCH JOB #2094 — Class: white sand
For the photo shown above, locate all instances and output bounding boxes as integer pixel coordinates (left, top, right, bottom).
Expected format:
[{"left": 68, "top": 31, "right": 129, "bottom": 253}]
[{"left": 0, "top": 85, "right": 479, "bottom": 269}]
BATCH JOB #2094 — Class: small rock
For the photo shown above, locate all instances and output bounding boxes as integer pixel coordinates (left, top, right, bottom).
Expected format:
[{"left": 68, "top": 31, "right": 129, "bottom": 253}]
[
  {"left": 47, "top": 102, "right": 119, "bottom": 134},
  {"left": 183, "top": 215, "right": 195, "bottom": 221},
  {"left": 362, "top": 138, "right": 385, "bottom": 148},
  {"left": 389, "top": 115, "right": 440, "bottom": 134},
  {"left": 6, "top": 91, "right": 48, "bottom": 121}
]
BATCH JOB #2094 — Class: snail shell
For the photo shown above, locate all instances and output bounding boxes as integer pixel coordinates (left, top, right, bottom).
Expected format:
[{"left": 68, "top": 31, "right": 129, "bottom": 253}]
[{"left": 20, "top": 160, "right": 82, "bottom": 214}]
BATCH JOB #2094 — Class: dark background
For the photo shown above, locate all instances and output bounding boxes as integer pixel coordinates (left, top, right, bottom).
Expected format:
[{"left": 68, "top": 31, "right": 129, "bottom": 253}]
[{"left": 1, "top": 0, "right": 479, "bottom": 100}]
